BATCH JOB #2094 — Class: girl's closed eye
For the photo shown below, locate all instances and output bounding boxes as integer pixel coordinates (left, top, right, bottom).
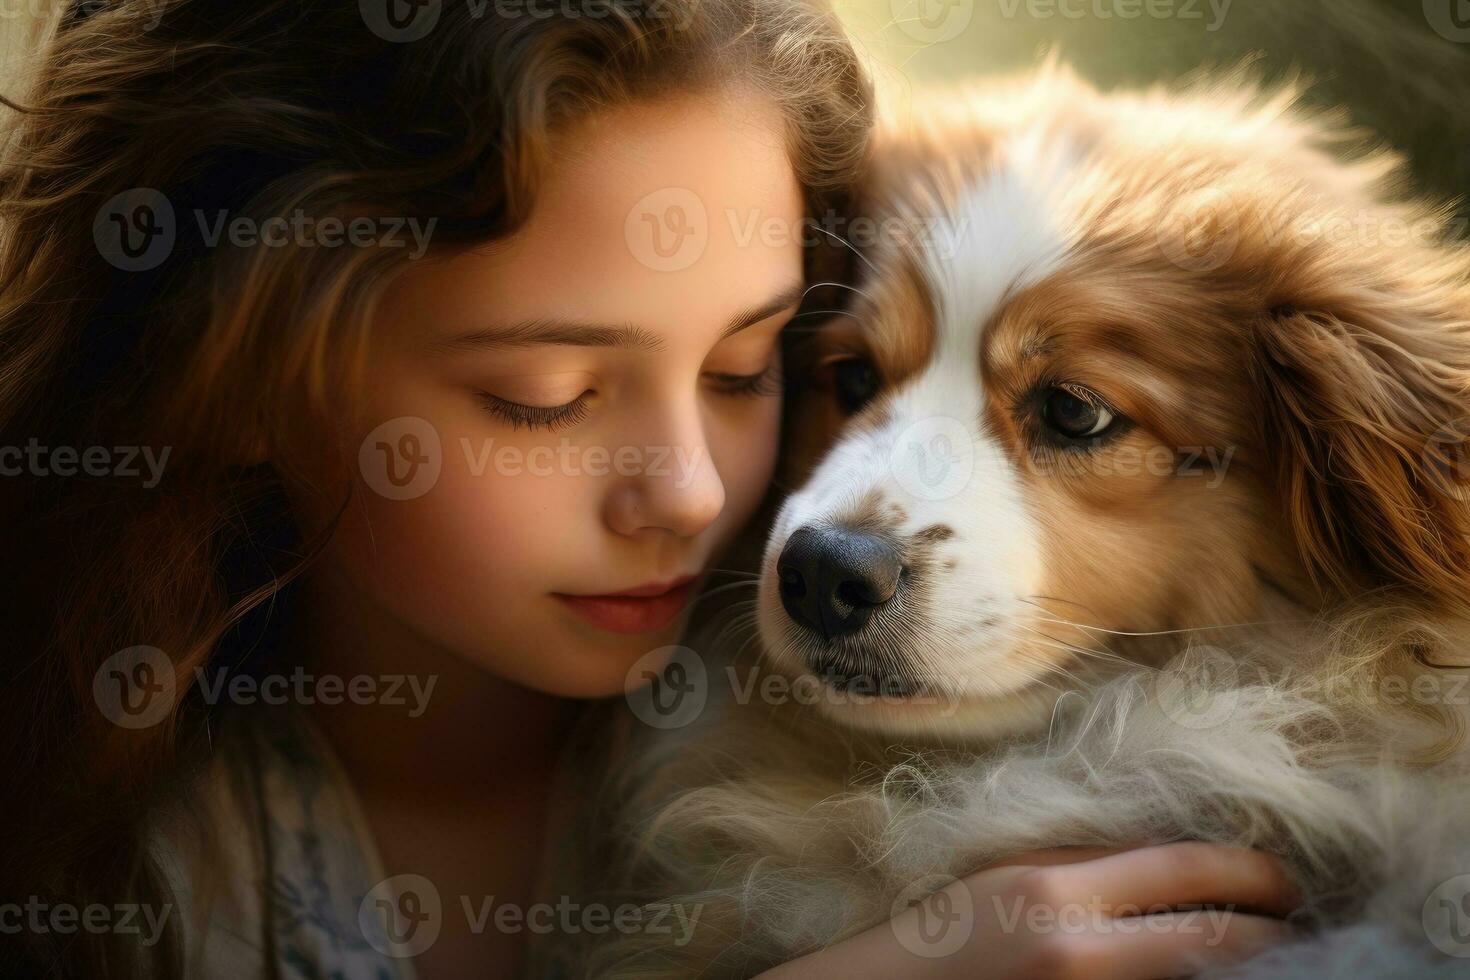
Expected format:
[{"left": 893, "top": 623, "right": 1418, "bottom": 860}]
[
  {"left": 705, "top": 357, "right": 784, "bottom": 397},
  {"left": 475, "top": 387, "right": 593, "bottom": 431}
]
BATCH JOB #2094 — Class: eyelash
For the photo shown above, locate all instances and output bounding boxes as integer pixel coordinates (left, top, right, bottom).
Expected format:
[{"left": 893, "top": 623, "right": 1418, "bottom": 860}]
[
  {"left": 706, "top": 360, "right": 784, "bottom": 398},
  {"left": 474, "top": 362, "right": 781, "bottom": 432},
  {"left": 475, "top": 390, "right": 591, "bottom": 431}
]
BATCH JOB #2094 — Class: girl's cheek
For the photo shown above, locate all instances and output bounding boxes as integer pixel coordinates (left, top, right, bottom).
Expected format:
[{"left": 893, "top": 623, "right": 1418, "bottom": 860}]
[
  {"left": 332, "top": 429, "right": 587, "bottom": 605},
  {"left": 712, "top": 398, "right": 784, "bottom": 527}
]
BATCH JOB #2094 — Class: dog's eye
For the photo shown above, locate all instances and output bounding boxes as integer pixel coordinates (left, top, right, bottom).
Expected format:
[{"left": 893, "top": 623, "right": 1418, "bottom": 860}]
[
  {"left": 1042, "top": 386, "right": 1115, "bottom": 439},
  {"left": 832, "top": 357, "right": 879, "bottom": 415}
]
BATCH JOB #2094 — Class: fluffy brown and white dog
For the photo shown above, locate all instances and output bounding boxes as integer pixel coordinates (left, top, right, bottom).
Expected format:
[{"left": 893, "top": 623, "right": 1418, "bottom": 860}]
[{"left": 581, "top": 66, "right": 1470, "bottom": 979}]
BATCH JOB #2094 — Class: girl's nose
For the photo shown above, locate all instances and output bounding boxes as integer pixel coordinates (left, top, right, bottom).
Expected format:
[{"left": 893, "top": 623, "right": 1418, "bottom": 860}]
[{"left": 603, "top": 424, "right": 726, "bottom": 539}]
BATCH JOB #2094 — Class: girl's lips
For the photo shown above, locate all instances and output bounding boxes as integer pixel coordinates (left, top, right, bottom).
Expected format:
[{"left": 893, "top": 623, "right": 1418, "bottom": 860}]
[{"left": 553, "top": 577, "right": 696, "bottom": 634}]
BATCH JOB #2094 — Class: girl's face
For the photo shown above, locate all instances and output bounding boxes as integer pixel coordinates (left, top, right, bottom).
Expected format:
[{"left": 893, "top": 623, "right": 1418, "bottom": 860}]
[{"left": 303, "top": 91, "right": 802, "bottom": 697}]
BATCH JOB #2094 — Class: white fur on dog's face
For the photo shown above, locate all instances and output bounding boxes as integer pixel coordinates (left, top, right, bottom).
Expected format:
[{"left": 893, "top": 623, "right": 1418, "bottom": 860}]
[
  {"left": 756, "top": 70, "right": 1470, "bottom": 739},
  {"left": 760, "top": 158, "right": 1075, "bottom": 737}
]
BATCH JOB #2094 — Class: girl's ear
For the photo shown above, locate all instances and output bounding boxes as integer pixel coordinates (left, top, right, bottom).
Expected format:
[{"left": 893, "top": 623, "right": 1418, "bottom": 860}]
[{"left": 1251, "top": 296, "right": 1470, "bottom": 612}]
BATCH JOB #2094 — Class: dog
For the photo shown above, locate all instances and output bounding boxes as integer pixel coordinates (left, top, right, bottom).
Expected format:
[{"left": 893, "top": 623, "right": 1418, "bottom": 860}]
[{"left": 580, "top": 66, "right": 1470, "bottom": 978}]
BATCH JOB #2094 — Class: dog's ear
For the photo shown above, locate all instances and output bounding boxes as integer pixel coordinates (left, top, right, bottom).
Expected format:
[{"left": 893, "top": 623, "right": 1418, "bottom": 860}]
[{"left": 1252, "top": 293, "right": 1470, "bottom": 612}]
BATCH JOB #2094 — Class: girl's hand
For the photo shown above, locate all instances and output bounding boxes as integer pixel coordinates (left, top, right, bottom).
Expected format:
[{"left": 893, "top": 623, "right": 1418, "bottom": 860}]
[{"left": 758, "top": 842, "right": 1302, "bottom": 979}]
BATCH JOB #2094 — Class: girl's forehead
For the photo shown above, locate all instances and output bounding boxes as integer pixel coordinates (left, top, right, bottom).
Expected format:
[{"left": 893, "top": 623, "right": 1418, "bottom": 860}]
[{"left": 377, "top": 95, "right": 806, "bottom": 355}]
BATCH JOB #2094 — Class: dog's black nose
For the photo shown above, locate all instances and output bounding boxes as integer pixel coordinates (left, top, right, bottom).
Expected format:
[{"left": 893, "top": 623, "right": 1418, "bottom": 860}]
[{"left": 777, "top": 525, "right": 902, "bottom": 640}]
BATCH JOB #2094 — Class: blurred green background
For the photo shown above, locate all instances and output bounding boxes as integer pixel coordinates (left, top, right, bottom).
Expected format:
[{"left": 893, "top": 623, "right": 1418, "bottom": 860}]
[{"left": 835, "top": 0, "right": 1470, "bottom": 221}]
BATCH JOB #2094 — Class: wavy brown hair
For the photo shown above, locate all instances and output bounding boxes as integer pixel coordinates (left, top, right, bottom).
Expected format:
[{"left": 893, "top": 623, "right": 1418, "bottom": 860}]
[{"left": 0, "top": 1, "right": 871, "bottom": 975}]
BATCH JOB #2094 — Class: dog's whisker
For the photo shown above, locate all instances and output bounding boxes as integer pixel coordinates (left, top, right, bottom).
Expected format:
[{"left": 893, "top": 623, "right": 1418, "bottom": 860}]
[
  {"left": 1015, "top": 625, "right": 1133, "bottom": 669},
  {"left": 803, "top": 226, "right": 880, "bottom": 278},
  {"left": 789, "top": 309, "right": 863, "bottom": 323},
  {"left": 1022, "top": 605, "right": 1308, "bottom": 638},
  {"left": 696, "top": 580, "right": 761, "bottom": 602},
  {"left": 802, "top": 279, "right": 876, "bottom": 304}
]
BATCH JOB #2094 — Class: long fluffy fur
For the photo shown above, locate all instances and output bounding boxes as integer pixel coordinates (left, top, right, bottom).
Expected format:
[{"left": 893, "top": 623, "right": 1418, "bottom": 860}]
[{"left": 582, "top": 640, "right": 1470, "bottom": 977}]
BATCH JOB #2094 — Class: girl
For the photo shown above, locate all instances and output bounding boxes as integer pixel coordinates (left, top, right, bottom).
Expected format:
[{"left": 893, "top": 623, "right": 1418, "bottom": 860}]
[{"left": 0, "top": 1, "right": 1299, "bottom": 977}]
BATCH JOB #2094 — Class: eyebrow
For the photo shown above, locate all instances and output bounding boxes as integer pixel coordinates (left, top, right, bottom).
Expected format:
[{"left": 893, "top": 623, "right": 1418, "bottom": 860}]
[{"left": 424, "top": 280, "right": 807, "bottom": 356}]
